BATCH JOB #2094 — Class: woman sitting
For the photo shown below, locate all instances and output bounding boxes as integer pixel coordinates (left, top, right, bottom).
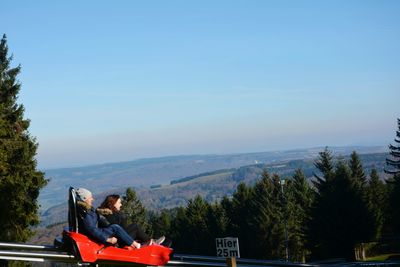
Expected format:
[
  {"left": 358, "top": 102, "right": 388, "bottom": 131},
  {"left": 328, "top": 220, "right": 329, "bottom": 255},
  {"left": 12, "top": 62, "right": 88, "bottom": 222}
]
[{"left": 97, "top": 194, "right": 165, "bottom": 246}]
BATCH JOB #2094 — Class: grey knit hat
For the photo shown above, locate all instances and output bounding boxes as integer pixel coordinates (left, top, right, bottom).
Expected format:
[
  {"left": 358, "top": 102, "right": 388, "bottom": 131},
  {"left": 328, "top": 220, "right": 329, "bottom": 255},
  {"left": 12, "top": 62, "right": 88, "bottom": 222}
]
[{"left": 76, "top": 188, "right": 92, "bottom": 201}]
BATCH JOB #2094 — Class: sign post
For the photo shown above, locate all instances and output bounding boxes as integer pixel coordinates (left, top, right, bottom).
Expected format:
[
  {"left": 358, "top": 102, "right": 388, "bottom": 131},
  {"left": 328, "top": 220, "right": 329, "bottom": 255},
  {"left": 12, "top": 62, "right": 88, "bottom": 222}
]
[{"left": 215, "top": 237, "right": 240, "bottom": 267}]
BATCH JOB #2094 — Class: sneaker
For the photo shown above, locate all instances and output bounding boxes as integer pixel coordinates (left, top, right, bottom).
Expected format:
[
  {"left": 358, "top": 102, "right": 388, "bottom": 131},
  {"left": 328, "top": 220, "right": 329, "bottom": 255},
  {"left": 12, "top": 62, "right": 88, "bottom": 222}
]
[
  {"left": 131, "top": 241, "right": 141, "bottom": 249},
  {"left": 154, "top": 236, "right": 165, "bottom": 245}
]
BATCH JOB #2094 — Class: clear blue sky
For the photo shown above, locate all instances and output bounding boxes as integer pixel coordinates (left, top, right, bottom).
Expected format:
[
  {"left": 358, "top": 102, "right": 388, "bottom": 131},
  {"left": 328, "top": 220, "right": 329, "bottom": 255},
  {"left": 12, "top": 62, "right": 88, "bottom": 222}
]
[{"left": 2, "top": 1, "right": 399, "bottom": 169}]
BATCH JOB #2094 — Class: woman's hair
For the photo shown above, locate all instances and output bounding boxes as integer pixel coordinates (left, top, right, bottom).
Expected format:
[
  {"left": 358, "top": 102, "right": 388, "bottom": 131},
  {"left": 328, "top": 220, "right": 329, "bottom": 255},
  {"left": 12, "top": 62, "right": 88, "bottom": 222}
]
[{"left": 99, "top": 194, "right": 121, "bottom": 212}]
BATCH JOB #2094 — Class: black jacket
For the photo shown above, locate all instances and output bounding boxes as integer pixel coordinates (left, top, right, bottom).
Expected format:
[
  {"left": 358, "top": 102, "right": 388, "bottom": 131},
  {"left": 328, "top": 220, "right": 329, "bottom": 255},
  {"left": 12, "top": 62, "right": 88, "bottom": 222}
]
[{"left": 97, "top": 208, "right": 128, "bottom": 229}]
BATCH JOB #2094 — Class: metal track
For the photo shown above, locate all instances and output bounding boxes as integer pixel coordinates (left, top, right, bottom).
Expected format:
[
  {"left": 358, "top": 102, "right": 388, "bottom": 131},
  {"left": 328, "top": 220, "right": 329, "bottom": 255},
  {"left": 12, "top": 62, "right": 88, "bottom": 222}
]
[
  {"left": 1, "top": 241, "right": 399, "bottom": 266},
  {"left": 0, "top": 242, "right": 309, "bottom": 266}
]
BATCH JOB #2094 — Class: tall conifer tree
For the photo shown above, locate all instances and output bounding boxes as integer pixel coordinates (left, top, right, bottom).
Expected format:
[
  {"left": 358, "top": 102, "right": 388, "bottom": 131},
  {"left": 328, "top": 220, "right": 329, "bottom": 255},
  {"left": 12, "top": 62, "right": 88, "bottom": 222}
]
[
  {"left": 180, "top": 195, "right": 211, "bottom": 254},
  {"left": 385, "top": 118, "right": 400, "bottom": 175},
  {"left": 309, "top": 150, "right": 374, "bottom": 260},
  {"left": 148, "top": 209, "right": 172, "bottom": 239},
  {"left": 222, "top": 182, "right": 254, "bottom": 257},
  {"left": 287, "top": 169, "right": 313, "bottom": 262},
  {"left": 366, "top": 169, "right": 386, "bottom": 239},
  {"left": 248, "top": 171, "right": 284, "bottom": 259},
  {"left": 349, "top": 151, "right": 367, "bottom": 189},
  {"left": 168, "top": 206, "right": 187, "bottom": 252},
  {"left": 384, "top": 118, "right": 400, "bottom": 235},
  {"left": 0, "top": 34, "right": 47, "bottom": 242},
  {"left": 121, "top": 187, "right": 149, "bottom": 233}
]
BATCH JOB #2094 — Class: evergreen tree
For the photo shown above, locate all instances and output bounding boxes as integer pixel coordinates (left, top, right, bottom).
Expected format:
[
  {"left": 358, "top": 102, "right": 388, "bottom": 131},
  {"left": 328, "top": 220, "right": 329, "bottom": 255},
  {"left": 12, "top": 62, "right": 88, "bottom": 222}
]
[
  {"left": 205, "top": 202, "right": 228, "bottom": 245},
  {"left": 0, "top": 34, "right": 47, "bottom": 242},
  {"left": 121, "top": 187, "right": 149, "bottom": 233},
  {"left": 287, "top": 169, "right": 313, "bottom": 262},
  {"left": 386, "top": 174, "right": 400, "bottom": 236},
  {"left": 384, "top": 118, "right": 400, "bottom": 235},
  {"left": 348, "top": 152, "right": 375, "bottom": 239},
  {"left": 148, "top": 209, "right": 172, "bottom": 239},
  {"left": 181, "top": 195, "right": 211, "bottom": 255},
  {"left": 349, "top": 151, "right": 367, "bottom": 189},
  {"left": 308, "top": 148, "right": 335, "bottom": 259},
  {"left": 312, "top": 147, "right": 334, "bottom": 194},
  {"left": 309, "top": 151, "right": 374, "bottom": 260},
  {"left": 168, "top": 206, "right": 187, "bottom": 252},
  {"left": 385, "top": 118, "right": 400, "bottom": 175},
  {"left": 222, "top": 182, "right": 255, "bottom": 257},
  {"left": 248, "top": 171, "right": 284, "bottom": 259},
  {"left": 366, "top": 169, "right": 386, "bottom": 239}
]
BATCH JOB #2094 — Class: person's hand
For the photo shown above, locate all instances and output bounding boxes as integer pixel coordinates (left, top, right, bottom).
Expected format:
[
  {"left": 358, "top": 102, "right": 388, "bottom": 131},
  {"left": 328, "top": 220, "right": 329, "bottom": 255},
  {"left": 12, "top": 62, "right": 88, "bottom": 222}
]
[
  {"left": 132, "top": 241, "right": 141, "bottom": 249},
  {"left": 107, "top": 237, "right": 118, "bottom": 244}
]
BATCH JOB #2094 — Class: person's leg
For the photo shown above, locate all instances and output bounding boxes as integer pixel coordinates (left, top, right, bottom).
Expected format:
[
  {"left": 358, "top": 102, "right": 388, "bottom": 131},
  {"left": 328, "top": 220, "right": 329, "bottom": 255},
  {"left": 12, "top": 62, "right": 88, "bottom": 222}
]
[
  {"left": 109, "top": 224, "right": 134, "bottom": 246},
  {"left": 126, "top": 223, "right": 150, "bottom": 242}
]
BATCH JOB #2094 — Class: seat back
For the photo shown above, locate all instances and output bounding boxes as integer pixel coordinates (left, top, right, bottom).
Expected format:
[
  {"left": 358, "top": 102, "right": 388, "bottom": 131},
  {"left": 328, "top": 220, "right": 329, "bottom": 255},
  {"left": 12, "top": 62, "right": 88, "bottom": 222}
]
[{"left": 68, "top": 187, "right": 79, "bottom": 232}]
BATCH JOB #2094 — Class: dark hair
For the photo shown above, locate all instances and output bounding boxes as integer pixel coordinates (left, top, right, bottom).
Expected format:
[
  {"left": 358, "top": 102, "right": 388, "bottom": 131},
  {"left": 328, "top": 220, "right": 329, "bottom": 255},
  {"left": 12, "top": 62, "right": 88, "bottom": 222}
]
[{"left": 99, "top": 194, "right": 121, "bottom": 212}]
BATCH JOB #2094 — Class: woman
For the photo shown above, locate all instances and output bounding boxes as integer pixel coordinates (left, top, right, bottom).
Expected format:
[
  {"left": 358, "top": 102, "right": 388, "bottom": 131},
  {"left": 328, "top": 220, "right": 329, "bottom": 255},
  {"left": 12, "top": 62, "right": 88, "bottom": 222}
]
[{"left": 97, "top": 194, "right": 165, "bottom": 246}]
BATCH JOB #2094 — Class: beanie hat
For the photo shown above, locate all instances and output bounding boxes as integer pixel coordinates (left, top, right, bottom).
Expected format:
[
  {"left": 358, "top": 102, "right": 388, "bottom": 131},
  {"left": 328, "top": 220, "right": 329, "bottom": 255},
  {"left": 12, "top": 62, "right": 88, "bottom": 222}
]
[{"left": 76, "top": 188, "right": 92, "bottom": 201}]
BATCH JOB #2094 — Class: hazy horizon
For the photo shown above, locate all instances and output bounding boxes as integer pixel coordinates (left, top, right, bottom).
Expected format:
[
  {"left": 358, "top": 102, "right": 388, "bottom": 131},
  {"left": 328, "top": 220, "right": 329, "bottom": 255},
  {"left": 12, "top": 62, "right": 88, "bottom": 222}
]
[{"left": 41, "top": 144, "right": 387, "bottom": 171}]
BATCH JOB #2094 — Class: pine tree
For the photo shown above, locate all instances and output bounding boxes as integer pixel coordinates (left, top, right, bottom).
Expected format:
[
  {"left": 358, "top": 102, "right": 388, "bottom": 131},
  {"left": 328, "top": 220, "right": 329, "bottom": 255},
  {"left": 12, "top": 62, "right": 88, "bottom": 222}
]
[
  {"left": 349, "top": 151, "right": 367, "bottom": 189},
  {"left": 248, "top": 171, "right": 284, "bottom": 259},
  {"left": 168, "top": 206, "right": 187, "bottom": 252},
  {"left": 366, "top": 169, "right": 386, "bottom": 239},
  {"left": 287, "top": 169, "right": 313, "bottom": 262},
  {"left": 222, "top": 182, "right": 255, "bottom": 257},
  {"left": 121, "top": 187, "right": 149, "bottom": 233},
  {"left": 309, "top": 150, "right": 374, "bottom": 260},
  {"left": 386, "top": 174, "right": 400, "bottom": 236},
  {"left": 205, "top": 202, "right": 228, "bottom": 245},
  {"left": 181, "top": 195, "right": 211, "bottom": 255},
  {"left": 308, "top": 148, "right": 335, "bottom": 259},
  {"left": 385, "top": 118, "right": 400, "bottom": 175},
  {"left": 384, "top": 118, "right": 400, "bottom": 235},
  {"left": 314, "top": 147, "right": 334, "bottom": 179},
  {"left": 0, "top": 34, "right": 47, "bottom": 242},
  {"left": 148, "top": 209, "right": 171, "bottom": 239}
]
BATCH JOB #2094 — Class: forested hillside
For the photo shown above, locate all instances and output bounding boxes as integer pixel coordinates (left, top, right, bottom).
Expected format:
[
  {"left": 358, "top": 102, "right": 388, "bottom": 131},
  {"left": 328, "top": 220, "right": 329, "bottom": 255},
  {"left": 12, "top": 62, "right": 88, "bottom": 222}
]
[
  {"left": 39, "top": 151, "right": 388, "bottom": 226},
  {"left": 39, "top": 146, "right": 385, "bottom": 211}
]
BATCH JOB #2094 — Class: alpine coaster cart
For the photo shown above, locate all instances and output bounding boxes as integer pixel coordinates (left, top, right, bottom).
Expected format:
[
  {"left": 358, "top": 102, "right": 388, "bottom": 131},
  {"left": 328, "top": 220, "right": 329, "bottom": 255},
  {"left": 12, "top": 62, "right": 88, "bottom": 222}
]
[{"left": 61, "top": 187, "right": 173, "bottom": 266}]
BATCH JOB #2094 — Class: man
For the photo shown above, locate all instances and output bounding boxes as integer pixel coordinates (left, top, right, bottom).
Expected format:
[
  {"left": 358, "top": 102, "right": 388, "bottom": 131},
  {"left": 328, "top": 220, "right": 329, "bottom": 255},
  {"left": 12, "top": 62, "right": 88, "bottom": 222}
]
[{"left": 75, "top": 188, "right": 141, "bottom": 249}]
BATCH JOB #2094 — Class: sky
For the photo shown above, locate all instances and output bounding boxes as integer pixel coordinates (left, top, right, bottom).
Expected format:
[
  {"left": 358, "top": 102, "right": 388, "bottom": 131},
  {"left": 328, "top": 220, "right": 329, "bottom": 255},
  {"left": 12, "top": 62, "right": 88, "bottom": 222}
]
[{"left": 1, "top": 1, "right": 400, "bottom": 169}]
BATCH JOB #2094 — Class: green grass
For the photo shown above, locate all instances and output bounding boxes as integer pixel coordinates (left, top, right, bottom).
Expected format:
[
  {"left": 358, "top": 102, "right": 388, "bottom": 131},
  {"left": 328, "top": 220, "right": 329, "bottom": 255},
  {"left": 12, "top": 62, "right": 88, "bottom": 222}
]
[{"left": 365, "top": 254, "right": 400, "bottom": 261}]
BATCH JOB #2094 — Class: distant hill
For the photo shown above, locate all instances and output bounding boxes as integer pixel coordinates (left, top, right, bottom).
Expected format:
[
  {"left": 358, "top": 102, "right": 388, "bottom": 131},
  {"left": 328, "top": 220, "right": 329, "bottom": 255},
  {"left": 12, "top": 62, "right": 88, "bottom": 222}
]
[
  {"left": 39, "top": 147, "right": 389, "bottom": 226},
  {"left": 39, "top": 146, "right": 386, "bottom": 211}
]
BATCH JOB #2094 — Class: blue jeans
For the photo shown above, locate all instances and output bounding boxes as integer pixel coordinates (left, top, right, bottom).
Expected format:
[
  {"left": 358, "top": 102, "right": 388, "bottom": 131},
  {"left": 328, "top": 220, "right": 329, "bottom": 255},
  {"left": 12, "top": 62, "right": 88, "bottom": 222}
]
[{"left": 108, "top": 224, "right": 134, "bottom": 246}]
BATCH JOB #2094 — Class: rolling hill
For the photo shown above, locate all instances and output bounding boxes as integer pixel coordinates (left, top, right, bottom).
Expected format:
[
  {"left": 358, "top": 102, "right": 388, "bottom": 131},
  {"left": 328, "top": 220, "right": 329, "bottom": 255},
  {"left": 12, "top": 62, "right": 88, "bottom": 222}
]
[
  {"left": 39, "top": 145, "right": 386, "bottom": 211},
  {"left": 39, "top": 147, "right": 389, "bottom": 226}
]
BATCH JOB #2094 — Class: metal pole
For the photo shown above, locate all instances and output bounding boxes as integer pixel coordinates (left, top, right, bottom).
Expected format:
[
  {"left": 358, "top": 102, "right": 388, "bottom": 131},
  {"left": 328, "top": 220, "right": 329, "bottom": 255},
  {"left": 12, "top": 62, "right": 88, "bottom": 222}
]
[
  {"left": 226, "top": 257, "right": 236, "bottom": 267},
  {"left": 280, "top": 180, "right": 289, "bottom": 262}
]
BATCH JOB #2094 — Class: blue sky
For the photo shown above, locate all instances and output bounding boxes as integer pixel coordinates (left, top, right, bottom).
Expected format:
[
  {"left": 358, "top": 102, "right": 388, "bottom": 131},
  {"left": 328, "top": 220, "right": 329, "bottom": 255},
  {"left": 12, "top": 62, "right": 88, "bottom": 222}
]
[{"left": 2, "top": 1, "right": 400, "bottom": 169}]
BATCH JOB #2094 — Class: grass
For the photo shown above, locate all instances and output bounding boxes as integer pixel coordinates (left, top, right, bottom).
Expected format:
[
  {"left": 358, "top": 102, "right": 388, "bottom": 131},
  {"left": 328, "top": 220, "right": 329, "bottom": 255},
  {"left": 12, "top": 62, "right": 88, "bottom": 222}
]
[{"left": 365, "top": 254, "right": 400, "bottom": 261}]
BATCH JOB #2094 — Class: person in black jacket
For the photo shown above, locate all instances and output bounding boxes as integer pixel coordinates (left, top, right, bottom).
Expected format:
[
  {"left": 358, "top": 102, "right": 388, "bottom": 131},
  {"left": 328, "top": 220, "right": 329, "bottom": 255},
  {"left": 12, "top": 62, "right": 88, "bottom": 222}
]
[{"left": 97, "top": 194, "right": 165, "bottom": 246}]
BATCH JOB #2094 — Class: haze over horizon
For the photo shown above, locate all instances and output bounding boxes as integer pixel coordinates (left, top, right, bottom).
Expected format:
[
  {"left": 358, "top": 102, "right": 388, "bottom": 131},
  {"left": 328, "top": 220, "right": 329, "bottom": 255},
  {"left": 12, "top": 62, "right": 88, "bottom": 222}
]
[{"left": 2, "top": 1, "right": 399, "bottom": 169}]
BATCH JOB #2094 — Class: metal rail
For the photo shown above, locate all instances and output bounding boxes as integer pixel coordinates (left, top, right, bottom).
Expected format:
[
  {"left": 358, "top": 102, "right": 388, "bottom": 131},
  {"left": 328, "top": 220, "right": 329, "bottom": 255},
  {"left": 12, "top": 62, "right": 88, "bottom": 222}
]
[
  {"left": 0, "top": 242, "right": 58, "bottom": 251},
  {"left": 0, "top": 242, "right": 311, "bottom": 267},
  {"left": 1, "top": 241, "right": 399, "bottom": 266},
  {"left": 171, "top": 254, "right": 313, "bottom": 267}
]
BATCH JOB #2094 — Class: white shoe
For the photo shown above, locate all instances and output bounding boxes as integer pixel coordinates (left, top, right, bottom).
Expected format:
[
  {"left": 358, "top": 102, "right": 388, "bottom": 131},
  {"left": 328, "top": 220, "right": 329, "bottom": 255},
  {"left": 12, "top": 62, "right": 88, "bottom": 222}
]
[{"left": 154, "top": 236, "right": 165, "bottom": 245}]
